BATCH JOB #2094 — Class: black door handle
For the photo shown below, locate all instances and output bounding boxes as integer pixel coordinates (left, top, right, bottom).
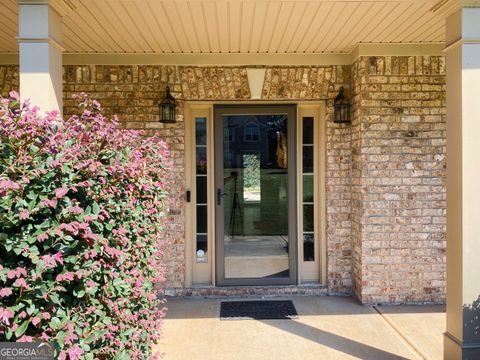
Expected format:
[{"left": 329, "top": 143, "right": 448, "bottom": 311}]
[{"left": 217, "top": 189, "right": 227, "bottom": 205}]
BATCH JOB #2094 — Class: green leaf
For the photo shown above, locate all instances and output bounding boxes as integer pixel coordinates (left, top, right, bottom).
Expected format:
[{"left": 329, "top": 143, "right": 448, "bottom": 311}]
[
  {"left": 27, "top": 199, "right": 36, "bottom": 211},
  {"left": 50, "top": 317, "right": 62, "bottom": 330},
  {"left": 49, "top": 293, "right": 61, "bottom": 305},
  {"left": 115, "top": 350, "right": 130, "bottom": 360},
  {"left": 73, "top": 289, "right": 85, "bottom": 298},
  {"left": 26, "top": 303, "right": 36, "bottom": 316},
  {"left": 35, "top": 260, "right": 45, "bottom": 273},
  {"left": 45, "top": 156, "right": 53, "bottom": 168},
  {"left": 15, "top": 319, "right": 29, "bottom": 338},
  {"left": 92, "top": 202, "right": 100, "bottom": 215}
]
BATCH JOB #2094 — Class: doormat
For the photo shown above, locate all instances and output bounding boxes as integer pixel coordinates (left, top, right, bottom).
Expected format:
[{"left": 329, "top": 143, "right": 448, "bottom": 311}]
[{"left": 220, "top": 300, "right": 298, "bottom": 320}]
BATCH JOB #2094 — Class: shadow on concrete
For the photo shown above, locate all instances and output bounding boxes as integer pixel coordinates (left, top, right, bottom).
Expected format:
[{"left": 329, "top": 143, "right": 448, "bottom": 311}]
[
  {"left": 260, "top": 319, "right": 412, "bottom": 360},
  {"left": 163, "top": 295, "right": 444, "bottom": 319},
  {"left": 163, "top": 296, "right": 367, "bottom": 319}
]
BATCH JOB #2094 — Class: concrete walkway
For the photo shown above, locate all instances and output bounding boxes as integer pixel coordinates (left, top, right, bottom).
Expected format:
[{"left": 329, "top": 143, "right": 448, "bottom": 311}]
[
  {"left": 154, "top": 296, "right": 445, "bottom": 360},
  {"left": 374, "top": 305, "right": 446, "bottom": 360}
]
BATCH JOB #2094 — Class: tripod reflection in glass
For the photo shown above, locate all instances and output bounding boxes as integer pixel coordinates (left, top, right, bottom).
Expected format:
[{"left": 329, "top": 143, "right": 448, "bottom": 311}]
[{"left": 226, "top": 171, "right": 245, "bottom": 240}]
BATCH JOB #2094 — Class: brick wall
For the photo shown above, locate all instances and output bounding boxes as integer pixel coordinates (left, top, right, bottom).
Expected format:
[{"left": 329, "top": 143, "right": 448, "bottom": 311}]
[
  {"left": 61, "top": 64, "right": 353, "bottom": 293},
  {"left": 351, "top": 56, "right": 446, "bottom": 304},
  {"left": 0, "top": 61, "right": 446, "bottom": 302}
]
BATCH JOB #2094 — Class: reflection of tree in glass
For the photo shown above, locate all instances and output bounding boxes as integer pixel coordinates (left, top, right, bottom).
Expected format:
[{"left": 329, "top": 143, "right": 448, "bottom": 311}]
[
  {"left": 464, "top": 295, "right": 480, "bottom": 343},
  {"left": 266, "top": 115, "right": 288, "bottom": 135},
  {"left": 243, "top": 154, "right": 260, "bottom": 189}
]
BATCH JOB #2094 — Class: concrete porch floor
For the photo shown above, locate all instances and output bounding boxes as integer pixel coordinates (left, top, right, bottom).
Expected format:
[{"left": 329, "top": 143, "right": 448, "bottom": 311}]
[{"left": 154, "top": 296, "right": 445, "bottom": 360}]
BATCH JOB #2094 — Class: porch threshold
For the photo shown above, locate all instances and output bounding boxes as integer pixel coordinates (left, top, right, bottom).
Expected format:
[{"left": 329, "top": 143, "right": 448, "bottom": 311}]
[{"left": 161, "top": 283, "right": 328, "bottom": 298}]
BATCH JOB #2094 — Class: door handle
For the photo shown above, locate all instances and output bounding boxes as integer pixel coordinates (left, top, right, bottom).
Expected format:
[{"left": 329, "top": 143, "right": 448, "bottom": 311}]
[{"left": 217, "top": 189, "right": 227, "bottom": 205}]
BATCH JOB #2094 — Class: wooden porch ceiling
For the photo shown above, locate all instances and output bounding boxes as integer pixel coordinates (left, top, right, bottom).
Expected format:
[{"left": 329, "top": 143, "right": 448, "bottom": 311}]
[{"left": 0, "top": 0, "right": 460, "bottom": 54}]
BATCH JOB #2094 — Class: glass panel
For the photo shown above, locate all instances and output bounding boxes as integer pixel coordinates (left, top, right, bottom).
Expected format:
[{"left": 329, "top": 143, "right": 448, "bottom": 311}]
[
  {"left": 303, "top": 234, "right": 315, "bottom": 261},
  {"left": 303, "top": 117, "right": 314, "bottom": 144},
  {"left": 303, "top": 204, "right": 314, "bottom": 232},
  {"left": 197, "top": 205, "right": 207, "bottom": 234},
  {"left": 196, "top": 176, "right": 207, "bottom": 204},
  {"left": 196, "top": 147, "right": 207, "bottom": 174},
  {"left": 196, "top": 234, "right": 208, "bottom": 263},
  {"left": 303, "top": 145, "right": 313, "bottom": 173},
  {"left": 195, "top": 117, "right": 207, "bottom": 145},
  {"left": 243, "top": 154, "right": 261, "bottom": 203},
  {"left": 222, "top": 114, "right": 289, "bottom": 279},
  {"left": 303, "top": 175, "right": 314, "bottom": 203},
  {"left": 302, "top": 116, "right": 315, "bottom": 264}
]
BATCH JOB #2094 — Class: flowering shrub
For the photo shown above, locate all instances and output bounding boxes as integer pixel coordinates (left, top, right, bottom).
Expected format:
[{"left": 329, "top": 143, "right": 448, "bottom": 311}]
[{"left": 0, "top": 92, "right": 171, "bottom": 359}]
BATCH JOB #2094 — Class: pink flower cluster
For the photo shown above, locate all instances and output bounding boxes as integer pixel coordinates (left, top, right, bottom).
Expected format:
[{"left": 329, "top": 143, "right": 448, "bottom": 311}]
[{"left": 0, "top": 92, "right": 172, "bottom": 359}]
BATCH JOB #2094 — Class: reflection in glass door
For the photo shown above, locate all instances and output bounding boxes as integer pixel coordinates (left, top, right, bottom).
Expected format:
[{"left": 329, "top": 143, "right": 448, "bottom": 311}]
[{"left": 214, "top": 106, "right": 297, "bottom": 286}]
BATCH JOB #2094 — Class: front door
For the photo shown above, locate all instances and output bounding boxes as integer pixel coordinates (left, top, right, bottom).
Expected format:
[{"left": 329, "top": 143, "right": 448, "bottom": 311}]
[{"left": 214, "top": 105, "right": 297, "bottom": 286}]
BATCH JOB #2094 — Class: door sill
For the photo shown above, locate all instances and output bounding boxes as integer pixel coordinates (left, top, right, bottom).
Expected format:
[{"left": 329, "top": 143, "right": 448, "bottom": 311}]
[{"left": 161, "top": 283, "right": 328, "bottom": 298}]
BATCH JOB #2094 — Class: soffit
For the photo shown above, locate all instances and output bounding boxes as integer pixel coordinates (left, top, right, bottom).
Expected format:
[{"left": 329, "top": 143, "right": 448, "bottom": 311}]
[{"left": 0, "top": 0, "right": 460, "bottom": 54}]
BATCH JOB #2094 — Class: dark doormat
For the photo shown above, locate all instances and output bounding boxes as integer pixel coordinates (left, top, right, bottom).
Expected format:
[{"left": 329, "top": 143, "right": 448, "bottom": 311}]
[{"left": 220, "top": 300, "right": 298, "bottom": 320}]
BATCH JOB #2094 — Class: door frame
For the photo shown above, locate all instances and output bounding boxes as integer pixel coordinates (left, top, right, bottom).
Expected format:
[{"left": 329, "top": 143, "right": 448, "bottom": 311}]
[{"left": 213, "top": 104, "right": 298, "bottom": 286}]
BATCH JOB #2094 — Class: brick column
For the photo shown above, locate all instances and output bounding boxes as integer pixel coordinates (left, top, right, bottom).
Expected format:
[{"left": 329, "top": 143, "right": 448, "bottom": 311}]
[
  {"left": 444, "top": 6, "right": 480, "bottom": 360},
  {"left": 351, "top": 56, "right": 446, "bottom": 304},
  {"left": 18, "top": 0, "right": 63, "bottom": 112}
]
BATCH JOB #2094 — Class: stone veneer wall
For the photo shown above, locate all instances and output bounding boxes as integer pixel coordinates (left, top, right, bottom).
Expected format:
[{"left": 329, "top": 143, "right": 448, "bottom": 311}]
[
  {"left": 351, "top": 56, "right": 446, "bottom": 304},
  {"left": 0, "top": 61, "right": 446, "bottom": 302},
  {"left": 0, "top": 65, "right": 18, "bottom": 97}
]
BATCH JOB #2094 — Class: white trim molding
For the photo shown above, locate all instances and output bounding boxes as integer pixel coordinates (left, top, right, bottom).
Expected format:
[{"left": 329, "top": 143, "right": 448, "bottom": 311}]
[
  {"left": 246, "top": 68, "right": 266, "bottom": 99},
  {"left": 0, "top": 43, "right": 447, "bottom": 66},
  {"left": 16, "top": 37, "right": 65, "bottom": 52}
]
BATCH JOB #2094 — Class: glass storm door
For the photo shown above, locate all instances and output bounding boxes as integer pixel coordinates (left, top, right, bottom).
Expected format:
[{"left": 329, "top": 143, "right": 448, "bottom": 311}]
[{"left": 214, "top": 105, "right": 297, "bottom": 286}]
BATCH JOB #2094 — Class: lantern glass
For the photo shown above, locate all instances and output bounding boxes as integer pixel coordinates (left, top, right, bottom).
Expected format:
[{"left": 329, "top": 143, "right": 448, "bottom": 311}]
[
  {"left": 333, "top": 86, "right": 351, "bottom": 124},
  {"left": 159, "top": 86, "right": 176, "bottom": 123}
]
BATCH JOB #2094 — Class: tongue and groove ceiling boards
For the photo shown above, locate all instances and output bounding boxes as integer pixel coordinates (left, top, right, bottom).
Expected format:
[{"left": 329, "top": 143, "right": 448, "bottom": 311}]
[{"left": 0, "top": 0, "right": 460, "bottom": 54}]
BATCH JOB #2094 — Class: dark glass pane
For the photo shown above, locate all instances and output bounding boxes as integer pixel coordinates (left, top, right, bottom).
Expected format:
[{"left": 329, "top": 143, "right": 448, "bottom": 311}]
[
  {"left": 195, "top": 117, "right": 207, "bottom": 145},
  {"left": 303, "top": 204, "right": 314, "bottom": 232},
  {"left": 196, "top": 234, "right": 208, "bottom": 252},
  {"left": 303, "top": 145, "right": 313, "bottom": 173},
  {"left": 303, "top": 175, "right": 314, "bottom": 203},
  {"left": 196, "top": 147, "right": 207, "bottom": 174},
  {"left": 303, "top": 234, "right": 315, "bottom": 261},
  {"left": 196, "top": 205, "right": 207, "bottom": 234},
  {"left": 303, "top": 117, "right": 314, "bottom": 144},
  {"left": 196, "top": 176, "right": 207, "bottom": 204},
  {"left": 196, "top": 234, "right": 208, "bottom": 262}
]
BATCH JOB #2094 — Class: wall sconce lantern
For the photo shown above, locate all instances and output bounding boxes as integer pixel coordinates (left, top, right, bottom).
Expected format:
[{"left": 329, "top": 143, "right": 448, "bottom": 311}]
[
  {"left": 159, "top": 86, "right": 176, "bottom": 123},
  {"left": 334, "top": 86, "right": 351, "bottom": 124}
]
